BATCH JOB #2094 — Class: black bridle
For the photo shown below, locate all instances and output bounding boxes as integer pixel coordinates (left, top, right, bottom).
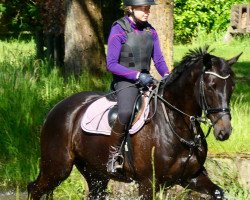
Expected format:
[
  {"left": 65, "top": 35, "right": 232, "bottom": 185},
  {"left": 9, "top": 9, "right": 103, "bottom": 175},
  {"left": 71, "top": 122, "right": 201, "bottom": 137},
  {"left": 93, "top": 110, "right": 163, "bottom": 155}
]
[
  {"left": 152, "top": 69, "right": 232, "bottom": 183},
  {"left": 152, "top": 68, "right": 232, "bottom": 148},
  {"left": 199, "top": 70, "right": 231, "bottom": 125}
]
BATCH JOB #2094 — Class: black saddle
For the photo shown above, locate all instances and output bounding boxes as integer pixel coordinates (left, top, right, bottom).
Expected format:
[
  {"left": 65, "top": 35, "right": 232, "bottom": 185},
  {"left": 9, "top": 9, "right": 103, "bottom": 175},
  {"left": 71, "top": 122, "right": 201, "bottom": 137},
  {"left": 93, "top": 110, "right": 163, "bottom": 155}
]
[{"left": 107, "top": 94, "right": 143, "bottom": 127}]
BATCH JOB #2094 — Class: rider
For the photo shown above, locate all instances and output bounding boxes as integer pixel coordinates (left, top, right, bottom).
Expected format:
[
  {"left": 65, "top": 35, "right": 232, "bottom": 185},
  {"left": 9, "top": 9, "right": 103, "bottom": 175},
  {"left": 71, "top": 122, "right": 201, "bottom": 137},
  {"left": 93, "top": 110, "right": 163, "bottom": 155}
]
[{"left": 106, "top": 0, "right": 170, "bottom": 173}]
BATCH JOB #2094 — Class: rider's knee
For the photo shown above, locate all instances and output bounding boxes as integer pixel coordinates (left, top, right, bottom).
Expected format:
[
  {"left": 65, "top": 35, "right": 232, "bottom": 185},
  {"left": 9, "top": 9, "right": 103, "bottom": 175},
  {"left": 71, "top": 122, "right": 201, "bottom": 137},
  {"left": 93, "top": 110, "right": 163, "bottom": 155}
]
[{"left": 118, "top": 110, "right": 132, "bottom": 125}]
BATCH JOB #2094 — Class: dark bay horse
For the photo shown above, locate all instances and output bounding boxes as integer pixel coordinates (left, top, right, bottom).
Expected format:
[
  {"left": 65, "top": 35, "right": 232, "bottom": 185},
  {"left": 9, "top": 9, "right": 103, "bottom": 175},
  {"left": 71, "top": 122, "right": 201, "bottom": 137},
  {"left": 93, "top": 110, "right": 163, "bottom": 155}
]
[{"left": 28, "top": 46, "right": 242, "bottom": 200}]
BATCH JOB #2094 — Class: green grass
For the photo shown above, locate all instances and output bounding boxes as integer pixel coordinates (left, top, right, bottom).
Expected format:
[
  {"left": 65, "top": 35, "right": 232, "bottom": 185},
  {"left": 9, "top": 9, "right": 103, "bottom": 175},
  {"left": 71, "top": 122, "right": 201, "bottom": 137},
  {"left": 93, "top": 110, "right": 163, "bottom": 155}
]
[
  {"left": 0, "top": 39, "right": 111, "bottom": 191},
  {"left": 0, "top": 35, "right": 249, "bottom": 198}
]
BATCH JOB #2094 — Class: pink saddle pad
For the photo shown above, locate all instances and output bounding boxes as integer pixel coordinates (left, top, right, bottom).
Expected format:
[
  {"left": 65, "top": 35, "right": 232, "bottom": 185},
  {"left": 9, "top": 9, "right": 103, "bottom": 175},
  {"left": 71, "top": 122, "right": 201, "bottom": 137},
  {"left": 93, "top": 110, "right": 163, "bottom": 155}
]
[{"left": 81, "top": 96, "right": 150, "bottom": 135}]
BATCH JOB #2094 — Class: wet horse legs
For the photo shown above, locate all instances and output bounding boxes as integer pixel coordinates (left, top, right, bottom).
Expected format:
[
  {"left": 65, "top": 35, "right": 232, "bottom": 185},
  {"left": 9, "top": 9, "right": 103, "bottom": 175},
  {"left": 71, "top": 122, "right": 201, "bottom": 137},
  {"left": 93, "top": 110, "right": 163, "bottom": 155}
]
[
  {"left": 138, "top": 179, "right": 160, "bottom": 200},
  {"left": 84, "top": 174, "right": 109, "bottom": 200},
  {"left": 27, "top": 160, "right": 73, "bottom": 199},
  {"left": 181, "top": 167, "right": 225, "bottom": 200}
]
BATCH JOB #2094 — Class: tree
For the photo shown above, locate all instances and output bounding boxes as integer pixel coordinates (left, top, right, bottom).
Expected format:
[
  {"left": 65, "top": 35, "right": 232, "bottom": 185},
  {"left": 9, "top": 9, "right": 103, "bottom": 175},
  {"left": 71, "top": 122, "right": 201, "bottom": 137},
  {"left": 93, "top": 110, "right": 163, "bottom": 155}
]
[
  {"left": 35, "top": 0, "right": 65, "bottom": 66},
  {"left": 149, "top": 0, "right": 174, "bottom": 78},
  {"left": 0, "top": 0, "right": 39, "bottom": 34},
  {"left": 64, "top": 0, "right": 106, "bottom": 77}
]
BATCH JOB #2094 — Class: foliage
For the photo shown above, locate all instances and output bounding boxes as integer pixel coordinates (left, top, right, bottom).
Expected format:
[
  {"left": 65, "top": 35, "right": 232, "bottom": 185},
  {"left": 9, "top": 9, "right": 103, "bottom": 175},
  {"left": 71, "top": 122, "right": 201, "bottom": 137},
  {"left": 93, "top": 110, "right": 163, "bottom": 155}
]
[
  {"left": 0, "top": 0, "right": 118, "bottom": 36},
  {"left": 2, "top": 0, "right": 250, "bottom": 43},
  {"left": 102, "top": 0, "right": 123, "bottom": 40},
  {"left": 0, "top": 39, "right": 111, "bottom": 190},
  {"left": 174, "top": 0, "right": 250, "bottom": 43},
  {"left": 0, "top": 0, "right": 40, "bottom": 33},
  {"left": 38, "top": 0, "right": 65, "bottom": 34}
]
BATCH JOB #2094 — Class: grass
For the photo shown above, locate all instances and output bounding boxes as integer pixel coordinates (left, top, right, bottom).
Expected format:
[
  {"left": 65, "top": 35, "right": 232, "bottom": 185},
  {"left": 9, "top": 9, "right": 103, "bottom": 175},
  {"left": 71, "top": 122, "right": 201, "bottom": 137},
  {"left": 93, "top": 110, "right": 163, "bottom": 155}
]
[
  {"left": 0, "top": 34, "right": 249, "bottom": 198},
  {"left": 0, "top": 39, "right": 111, "bottom": 191}
]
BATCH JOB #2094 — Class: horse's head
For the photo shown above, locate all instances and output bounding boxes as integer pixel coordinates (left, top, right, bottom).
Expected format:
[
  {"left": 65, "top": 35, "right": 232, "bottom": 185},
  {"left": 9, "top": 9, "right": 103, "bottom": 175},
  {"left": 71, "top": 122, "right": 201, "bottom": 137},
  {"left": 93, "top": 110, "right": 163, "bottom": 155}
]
[{"left": 199, "top": 52, "right": 242, "bottom": 141}]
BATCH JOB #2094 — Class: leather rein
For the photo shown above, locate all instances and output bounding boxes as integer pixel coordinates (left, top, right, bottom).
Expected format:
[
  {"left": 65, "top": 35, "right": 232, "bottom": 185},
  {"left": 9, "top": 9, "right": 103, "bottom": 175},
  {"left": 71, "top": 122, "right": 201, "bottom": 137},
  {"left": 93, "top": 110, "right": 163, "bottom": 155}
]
[
  {"left": 148, "top": 69, "right": 232, "bottom": 150},
  {"left": 145, "top": 69, "right": 232, "bottom": 183}
]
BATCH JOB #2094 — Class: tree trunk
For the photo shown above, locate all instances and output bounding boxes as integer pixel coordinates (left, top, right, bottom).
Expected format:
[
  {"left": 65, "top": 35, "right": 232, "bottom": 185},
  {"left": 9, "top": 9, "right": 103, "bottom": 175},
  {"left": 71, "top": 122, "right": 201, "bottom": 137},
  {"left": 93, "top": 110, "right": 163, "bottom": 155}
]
[
  {"left": 64, "top": 0, "right": 106, "bottom": 77},
  {"left": 149, "top": 0, "right": 174, "bottom": 79},
  {"left": 35, "top": 30, "right": 45, "bottom": 60},
  {"left": 36, "top": 0, "right": 65, "bottom": 68}
]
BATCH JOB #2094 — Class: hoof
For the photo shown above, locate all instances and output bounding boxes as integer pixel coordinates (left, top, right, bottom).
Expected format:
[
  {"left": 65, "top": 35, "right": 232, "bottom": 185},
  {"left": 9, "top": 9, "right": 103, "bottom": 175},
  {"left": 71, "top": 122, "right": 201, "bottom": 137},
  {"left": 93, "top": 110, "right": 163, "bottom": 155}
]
[{"left": 214, "top": 189, "right": 226, "bottom": 199}]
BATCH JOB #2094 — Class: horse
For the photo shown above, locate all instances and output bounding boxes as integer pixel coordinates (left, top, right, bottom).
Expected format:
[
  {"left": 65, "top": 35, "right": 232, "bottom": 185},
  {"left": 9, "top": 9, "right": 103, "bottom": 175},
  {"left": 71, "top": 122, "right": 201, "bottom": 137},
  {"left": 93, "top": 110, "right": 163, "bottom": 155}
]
[{"left": 27, "top": 46, "right": 242, "bottom": 200}]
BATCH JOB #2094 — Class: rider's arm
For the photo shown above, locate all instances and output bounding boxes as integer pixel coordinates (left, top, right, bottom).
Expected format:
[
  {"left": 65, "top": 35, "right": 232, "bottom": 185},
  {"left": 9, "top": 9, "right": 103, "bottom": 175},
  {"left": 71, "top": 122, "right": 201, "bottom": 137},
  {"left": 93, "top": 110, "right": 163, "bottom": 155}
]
[
  {"left": 106, "top": 24, "right": 140, "bottom": 81},
  {"left": 151, "top": 29, "right": 170, "bottom": 76}
]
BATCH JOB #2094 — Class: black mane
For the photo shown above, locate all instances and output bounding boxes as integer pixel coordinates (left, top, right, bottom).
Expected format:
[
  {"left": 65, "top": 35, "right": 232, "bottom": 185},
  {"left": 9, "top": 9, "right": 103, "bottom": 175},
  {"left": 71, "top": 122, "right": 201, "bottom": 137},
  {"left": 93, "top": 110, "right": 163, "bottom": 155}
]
[{"left": 164, "top": 45, "right": 213, "bottom": 85}]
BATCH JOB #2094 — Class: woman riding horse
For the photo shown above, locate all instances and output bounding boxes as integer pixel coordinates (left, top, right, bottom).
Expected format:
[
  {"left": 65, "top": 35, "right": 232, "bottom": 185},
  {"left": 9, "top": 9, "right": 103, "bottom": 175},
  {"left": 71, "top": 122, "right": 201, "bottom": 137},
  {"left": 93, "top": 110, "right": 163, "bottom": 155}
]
[
  {"left": 27, "top": 45, "right": 242, "bottom": 200},
  {"left": 106, "top": 0, "right": 169, "bottom": 173}
]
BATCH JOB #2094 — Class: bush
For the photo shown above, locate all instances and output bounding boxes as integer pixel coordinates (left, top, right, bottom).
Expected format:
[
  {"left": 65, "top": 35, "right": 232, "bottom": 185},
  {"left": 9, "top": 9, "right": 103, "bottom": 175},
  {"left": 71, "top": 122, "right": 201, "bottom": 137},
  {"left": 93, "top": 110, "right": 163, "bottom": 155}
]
[{"left": 174, "top": 0, "right": 250, "bottom": 43}]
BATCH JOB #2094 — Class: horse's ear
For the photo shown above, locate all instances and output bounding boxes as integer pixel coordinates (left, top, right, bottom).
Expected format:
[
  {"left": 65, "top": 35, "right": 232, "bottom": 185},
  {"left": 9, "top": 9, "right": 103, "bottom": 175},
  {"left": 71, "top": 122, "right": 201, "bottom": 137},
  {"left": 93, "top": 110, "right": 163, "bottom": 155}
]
[
  {"left": 203, "top": 53, "right": 212, "bottom": 70},
  {"left": 227, "top": 52, "right": 243, "bottom": 66}
]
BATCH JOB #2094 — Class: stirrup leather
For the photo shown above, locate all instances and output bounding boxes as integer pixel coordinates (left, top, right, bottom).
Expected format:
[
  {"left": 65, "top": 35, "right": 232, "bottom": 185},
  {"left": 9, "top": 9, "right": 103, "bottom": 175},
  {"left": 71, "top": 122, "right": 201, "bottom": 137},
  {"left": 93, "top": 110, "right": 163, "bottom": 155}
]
[{"left": 107, "top": 146, "right": 124, "bottom": 173}]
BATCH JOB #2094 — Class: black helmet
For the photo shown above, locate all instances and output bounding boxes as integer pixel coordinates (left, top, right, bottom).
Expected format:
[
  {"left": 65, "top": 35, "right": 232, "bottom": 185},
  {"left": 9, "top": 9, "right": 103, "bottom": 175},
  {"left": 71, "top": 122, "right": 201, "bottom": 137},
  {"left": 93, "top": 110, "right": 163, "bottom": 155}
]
[{"left": 124, "top": 0, "right": 156, "bottom": 6}]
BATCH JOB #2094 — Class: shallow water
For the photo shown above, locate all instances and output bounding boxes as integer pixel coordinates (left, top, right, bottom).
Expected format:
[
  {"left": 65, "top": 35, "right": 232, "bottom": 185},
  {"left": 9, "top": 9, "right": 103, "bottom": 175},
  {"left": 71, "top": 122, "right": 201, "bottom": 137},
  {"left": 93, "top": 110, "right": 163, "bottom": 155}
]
[
  {"left": 1, "top": 155, "right": 249, "bottom": 199},
  {"left": 0, "top": 191, "right": 27, "bottom": 200}
]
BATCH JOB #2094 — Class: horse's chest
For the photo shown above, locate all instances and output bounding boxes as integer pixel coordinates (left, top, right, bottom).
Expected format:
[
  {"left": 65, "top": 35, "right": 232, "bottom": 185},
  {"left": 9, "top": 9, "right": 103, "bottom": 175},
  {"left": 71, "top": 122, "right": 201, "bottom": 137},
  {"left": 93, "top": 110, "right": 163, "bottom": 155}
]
[{"left": 157, "top": 152, "right": 204, "bottom": 181}]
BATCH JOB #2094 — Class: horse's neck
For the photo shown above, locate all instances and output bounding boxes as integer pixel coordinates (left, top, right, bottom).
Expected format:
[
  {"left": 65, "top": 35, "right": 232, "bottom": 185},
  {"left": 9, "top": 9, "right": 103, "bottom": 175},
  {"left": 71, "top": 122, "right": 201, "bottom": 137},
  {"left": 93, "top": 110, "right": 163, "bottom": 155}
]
[{"left": 163, "top": 71, "right": 201, "bottom": 117}]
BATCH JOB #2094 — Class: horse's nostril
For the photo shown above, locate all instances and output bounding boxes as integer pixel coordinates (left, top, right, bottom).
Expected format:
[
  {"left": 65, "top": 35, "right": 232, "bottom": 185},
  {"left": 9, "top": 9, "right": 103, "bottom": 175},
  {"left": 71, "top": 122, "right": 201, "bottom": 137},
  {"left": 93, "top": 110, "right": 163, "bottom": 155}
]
[
  {"left": 218, "top": 133, "right": 224, "bottom": 140},
  {"left": 217, "top": 130, "right": 230, "bottom": 141}
]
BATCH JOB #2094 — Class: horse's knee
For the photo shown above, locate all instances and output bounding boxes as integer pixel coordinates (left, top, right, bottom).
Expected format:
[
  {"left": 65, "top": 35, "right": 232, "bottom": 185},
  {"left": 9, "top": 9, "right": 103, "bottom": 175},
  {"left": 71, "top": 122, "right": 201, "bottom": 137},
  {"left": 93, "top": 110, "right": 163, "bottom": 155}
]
[
  {"left": 27, "top": 181, "right": 43, "bottom": 200},
  {"left": 181, "top": 168, "right": 225, "bottom": 199},
  {"left": 85, "top": 176, "right": 109, "bottom": 200},
  {"left": 138, "top": 180, "right": 157, "bottom": 200}
]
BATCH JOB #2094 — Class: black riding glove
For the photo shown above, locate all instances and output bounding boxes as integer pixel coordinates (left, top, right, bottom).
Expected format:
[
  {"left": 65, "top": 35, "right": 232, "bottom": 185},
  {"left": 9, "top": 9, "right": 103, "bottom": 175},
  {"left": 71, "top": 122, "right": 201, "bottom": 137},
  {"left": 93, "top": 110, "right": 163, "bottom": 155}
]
[
  {"left": 137, "top": 73, "right": 154, "bottom": 87},
  {"left": 162, "top": 74, "right": 171, "bottom": 83}
]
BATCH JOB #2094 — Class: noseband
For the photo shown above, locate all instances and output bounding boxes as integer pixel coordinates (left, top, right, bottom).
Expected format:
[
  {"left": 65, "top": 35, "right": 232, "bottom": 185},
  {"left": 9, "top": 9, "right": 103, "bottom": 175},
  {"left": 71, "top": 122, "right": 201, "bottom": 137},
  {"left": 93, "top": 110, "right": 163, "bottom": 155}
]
[
  {"left": 199, "top": 70, "right": 231, "bottom": 123},
  {"left": 152, "top": 67, "right": 232, "bottom": 148}
]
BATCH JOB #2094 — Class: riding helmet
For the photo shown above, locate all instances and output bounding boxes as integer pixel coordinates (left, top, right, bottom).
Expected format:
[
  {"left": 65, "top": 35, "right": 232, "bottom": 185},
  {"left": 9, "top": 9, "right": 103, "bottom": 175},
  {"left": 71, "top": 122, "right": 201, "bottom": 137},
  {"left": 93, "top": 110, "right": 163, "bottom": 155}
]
[{"left": 124, "top": 0, "right": 157, "bottom": 6}]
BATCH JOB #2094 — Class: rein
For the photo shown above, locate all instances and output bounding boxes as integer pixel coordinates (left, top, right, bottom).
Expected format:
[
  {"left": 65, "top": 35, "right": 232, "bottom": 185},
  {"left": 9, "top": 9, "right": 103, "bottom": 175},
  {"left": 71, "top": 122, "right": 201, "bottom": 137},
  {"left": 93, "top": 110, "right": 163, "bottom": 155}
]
[
  {"left": 149, "top": 69, "right": 232, "bottom": 149},
  {"left": 148, "top": 70, "right": 231, "bottom": 183}
]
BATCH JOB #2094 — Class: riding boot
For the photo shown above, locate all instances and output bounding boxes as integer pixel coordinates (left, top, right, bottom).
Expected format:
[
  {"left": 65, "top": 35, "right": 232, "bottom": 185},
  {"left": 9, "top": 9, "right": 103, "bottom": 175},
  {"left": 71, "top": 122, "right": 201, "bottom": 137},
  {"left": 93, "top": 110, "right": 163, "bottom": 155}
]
[{"left": 107, "top": 117, "right": 127, "bottom": 173}]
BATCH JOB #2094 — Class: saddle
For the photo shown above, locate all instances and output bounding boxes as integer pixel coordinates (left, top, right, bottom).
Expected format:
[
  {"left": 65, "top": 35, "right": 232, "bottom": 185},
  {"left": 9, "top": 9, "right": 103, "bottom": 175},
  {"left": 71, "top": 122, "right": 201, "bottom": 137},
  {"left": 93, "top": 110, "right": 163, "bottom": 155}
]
[{"left": 81, "top": 92, "right": 150, "bottom": 135}]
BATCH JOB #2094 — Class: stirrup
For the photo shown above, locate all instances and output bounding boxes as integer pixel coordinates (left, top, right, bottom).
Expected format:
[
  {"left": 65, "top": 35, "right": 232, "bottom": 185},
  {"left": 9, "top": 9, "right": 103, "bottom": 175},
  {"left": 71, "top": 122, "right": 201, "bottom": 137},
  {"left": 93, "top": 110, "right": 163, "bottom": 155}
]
[{"left": 107, "top": 146, "right": 124, "bottom": 173}]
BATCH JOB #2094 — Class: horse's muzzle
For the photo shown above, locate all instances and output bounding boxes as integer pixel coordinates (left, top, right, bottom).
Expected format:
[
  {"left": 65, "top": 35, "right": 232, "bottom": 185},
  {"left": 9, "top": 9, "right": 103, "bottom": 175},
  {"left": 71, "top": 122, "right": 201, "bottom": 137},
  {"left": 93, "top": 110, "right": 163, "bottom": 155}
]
[{"left": 213, "top": 115, "right": 232, "bottom": 141}]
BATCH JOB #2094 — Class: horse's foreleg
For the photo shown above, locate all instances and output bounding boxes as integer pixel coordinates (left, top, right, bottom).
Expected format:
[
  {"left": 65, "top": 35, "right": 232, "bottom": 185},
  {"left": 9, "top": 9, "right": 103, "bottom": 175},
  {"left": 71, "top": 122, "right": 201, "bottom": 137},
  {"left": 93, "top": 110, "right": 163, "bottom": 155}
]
[
  {"left": 138, "top": 179, "right": 159, "bottom": 200},
  {"left": 84, "top": 174, "right": 109, "bottom": 200},
  {"left": 181, "top": 167, "right": 225, "bottom": 200}
]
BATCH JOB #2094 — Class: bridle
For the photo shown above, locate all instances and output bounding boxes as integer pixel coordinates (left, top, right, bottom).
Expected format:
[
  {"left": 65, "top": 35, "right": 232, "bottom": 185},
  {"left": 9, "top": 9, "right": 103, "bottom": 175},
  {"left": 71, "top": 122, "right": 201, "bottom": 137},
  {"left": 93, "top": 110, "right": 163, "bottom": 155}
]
[
  {"left": 199, "top": 70, "right": 231, "bottom": 123},
  {"left": 149, "top": 67, "right": 232, "bottom": 148},
  {"left": 150, "top": 68, "right": 232, "bottom": 183}
]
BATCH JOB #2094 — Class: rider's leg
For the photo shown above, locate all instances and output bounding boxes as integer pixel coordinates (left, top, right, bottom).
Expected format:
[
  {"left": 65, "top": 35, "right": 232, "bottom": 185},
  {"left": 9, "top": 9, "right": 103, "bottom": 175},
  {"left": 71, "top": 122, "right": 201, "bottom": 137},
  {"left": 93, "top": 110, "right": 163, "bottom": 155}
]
[
  {"left": 107, "top": 117, "right": 127, "bottom": 173},
  {"left": 107, "top": 80, "right": 139, "bottom": 173}
]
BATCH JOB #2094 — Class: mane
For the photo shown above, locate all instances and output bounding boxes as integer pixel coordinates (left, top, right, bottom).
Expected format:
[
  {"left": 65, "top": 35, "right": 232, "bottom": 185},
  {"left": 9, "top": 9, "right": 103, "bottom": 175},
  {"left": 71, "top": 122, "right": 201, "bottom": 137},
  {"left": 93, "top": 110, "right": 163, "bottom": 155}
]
[{"left": 164, "top": 45, "right": 213, "bottom": 85}]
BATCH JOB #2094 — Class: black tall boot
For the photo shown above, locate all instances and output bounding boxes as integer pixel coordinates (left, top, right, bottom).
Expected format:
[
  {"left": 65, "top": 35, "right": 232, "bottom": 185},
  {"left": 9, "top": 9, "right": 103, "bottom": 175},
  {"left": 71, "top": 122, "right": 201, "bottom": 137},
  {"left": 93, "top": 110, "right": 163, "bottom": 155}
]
[{"left": 107, "top": 117, "right": 127, "bottom": 173}]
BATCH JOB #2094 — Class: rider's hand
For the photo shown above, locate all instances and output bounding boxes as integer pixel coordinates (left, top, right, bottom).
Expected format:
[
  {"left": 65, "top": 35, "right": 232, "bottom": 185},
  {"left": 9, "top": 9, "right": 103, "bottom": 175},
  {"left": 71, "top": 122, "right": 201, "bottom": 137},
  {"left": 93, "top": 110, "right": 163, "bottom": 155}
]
[
  {"left": 137, "top": 73, "right": 154, "bottom": 87},
  {"left": 162, "top": 74, "right": 171, "bottom": 83}
]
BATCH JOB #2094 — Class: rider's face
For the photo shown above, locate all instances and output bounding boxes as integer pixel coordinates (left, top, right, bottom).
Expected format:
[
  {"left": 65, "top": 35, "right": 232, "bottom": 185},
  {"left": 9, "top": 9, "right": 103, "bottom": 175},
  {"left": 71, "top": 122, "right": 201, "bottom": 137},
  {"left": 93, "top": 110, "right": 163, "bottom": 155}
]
[{"left": 131, "top": 6, "right": 151, "bottom": 22}]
